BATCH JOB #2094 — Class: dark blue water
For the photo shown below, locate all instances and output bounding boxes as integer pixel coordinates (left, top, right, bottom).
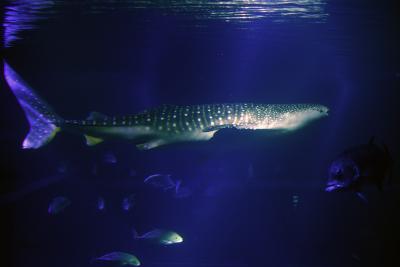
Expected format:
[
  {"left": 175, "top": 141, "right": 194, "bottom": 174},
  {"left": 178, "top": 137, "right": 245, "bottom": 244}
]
[{"left": 1, "top": 1, "right": 399, "bottom": 266}]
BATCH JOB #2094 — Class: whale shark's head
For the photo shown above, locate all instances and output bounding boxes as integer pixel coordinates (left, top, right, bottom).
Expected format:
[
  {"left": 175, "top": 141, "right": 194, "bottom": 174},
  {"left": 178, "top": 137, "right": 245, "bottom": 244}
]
[
  {"left": 278, "top": 104, "right": 329, "bottom": 130},
  {"left": 250, "top": 104, "right": 329, "bottom": 131},
  {"left": 292, "top": 104, "right": 329, "bottom": 120}
]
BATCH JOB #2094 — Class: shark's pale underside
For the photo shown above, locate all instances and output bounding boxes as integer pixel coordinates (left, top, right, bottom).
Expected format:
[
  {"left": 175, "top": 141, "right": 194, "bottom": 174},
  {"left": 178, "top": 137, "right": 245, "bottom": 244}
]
[{"left": 4, "top": 61, "right": 329, "bottom": 150}]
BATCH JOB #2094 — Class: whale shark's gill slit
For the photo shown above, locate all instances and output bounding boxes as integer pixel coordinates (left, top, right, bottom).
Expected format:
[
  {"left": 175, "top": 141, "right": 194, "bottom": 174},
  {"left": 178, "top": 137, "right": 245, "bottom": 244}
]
[{"left": 4, "top": 61, "right": 63, "bottom": 149}]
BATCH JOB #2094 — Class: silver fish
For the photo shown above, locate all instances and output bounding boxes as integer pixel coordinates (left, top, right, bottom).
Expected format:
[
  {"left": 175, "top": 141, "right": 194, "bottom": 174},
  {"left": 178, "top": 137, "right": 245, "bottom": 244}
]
[
  {"left": 133, "top": 228, "right": 183, "bottom": 245},
  {"left": 94, "top": 251, "right": 140, "bottom": 266}
]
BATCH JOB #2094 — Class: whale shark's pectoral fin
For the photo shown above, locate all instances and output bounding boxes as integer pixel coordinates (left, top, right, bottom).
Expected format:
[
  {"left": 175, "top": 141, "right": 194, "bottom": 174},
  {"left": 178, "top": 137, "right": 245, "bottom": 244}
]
[
  {"left": 84, "top": 135, "right": 104, "bottom": 146},
  {"left": 136, "top": 139, "right": 168, "bottom": 150},
  {"left": 87, "top": 112, "right": 109, "bottom": 120},
  {"left": 202, "top": 125, "right": 230, "bottom": 132}
]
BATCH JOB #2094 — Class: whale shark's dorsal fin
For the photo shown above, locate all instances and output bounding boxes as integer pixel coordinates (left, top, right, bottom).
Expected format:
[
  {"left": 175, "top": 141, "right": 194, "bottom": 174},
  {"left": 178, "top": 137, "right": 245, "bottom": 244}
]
[
  {"left": 87, "top": 111, "right": 109, "bottom": 120},
  {"left": 85, "top": 135, "right": 104, "bottom": 146},
  {"left": 203, "top": 125, "right": 230, "bottom": 132}
]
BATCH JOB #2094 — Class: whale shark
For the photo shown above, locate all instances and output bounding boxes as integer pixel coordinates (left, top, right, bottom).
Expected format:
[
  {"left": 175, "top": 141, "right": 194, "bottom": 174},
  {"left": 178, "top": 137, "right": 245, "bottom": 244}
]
[{"left": 3, "top": 62, "right": 329, "bottom": 150}]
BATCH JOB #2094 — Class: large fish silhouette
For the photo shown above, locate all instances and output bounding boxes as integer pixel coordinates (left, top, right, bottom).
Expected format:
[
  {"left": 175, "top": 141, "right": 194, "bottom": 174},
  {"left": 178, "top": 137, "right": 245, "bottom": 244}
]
[{"left": 4, "top": 61, "right": 328, "bottom": 150}]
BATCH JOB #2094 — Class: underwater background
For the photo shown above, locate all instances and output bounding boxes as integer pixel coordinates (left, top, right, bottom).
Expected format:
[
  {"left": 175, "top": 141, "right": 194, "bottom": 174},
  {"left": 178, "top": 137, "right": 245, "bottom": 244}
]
[{"left": 0, "top": 1, "right": 399, "bottom": 266}]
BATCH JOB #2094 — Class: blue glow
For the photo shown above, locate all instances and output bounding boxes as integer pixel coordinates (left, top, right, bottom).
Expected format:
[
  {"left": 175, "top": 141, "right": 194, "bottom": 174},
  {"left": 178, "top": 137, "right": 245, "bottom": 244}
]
[{"left": 3, "top": 0, "right": 54, "bottom": 48}]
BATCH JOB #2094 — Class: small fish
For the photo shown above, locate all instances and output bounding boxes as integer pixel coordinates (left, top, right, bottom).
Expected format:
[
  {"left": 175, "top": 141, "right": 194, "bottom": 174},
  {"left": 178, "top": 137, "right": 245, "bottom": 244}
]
[
  {"left": 97, "top": 197, "right": 105, "bottom": 211},
  {"left": 326, "top": 137, "right": 393, "bottom": 199},
  {"left": 122, "top": 194, "right": 135, "bottom": 211},
  {"left": 103, "top": 152, "right": 117, "bottom": 164},
  {"left": 48, "top": 196, "right": 71, "bottom": 215},
  {"left": 94, "top": 251, "right": 140, "bottom": 266},
  {"left": 133, "top": 228, "right": 183, "bottom": 245},
  {"left": 144, "top": 174, "right": 177, "bottom": 191}
]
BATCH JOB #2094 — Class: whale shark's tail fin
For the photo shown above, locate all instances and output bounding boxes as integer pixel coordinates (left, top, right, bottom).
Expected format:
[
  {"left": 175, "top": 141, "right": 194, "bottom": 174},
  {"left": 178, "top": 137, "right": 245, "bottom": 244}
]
[{"left": 4, "top": 61, "right": 63, "bottom": 149}]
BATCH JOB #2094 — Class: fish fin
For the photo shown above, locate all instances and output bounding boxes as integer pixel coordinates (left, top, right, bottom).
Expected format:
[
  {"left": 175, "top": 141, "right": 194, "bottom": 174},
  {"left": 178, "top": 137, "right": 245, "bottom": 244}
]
[
  {"left": 87, "top": 111, "right": 109, "bottom": 120},
  {"left": 202, "top": 125, "right": 229, "bottom": 132},
  {"left": 84, "top": 135, "right": 104, "bottom": 146},
  {"left": 368, "top": 136, "right": 375, "bottom": 145},
  {"left": 4, "top": 61, "right": 63, "bottom": 149},
  {"left": 355, "top": 192, "right": 368, "bottom": 203},
  {"left": 136, "top": 139, "right": 167, "bottom": 150}
]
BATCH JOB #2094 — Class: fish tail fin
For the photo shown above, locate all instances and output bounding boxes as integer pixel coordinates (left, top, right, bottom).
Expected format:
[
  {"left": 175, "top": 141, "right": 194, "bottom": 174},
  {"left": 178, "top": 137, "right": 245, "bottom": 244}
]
[{"left": 4, "top": 61, "right": 63, "bottom": 149}]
